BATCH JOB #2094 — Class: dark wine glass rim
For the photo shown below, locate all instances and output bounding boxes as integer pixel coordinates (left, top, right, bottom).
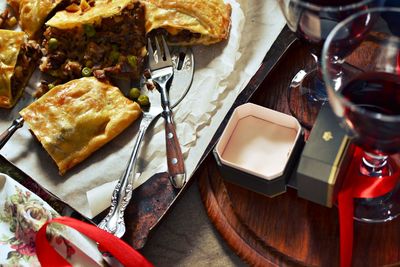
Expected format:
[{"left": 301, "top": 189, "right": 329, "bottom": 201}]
[
  {"left": 287, "top": 0, "right": 378, "bottom": 12},
  {"left": 322, "top": 6, "right": 400, "bottom": 123}
]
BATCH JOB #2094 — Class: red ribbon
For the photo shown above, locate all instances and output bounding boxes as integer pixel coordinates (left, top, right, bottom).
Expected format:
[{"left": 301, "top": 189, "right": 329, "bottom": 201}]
[
  {"left": 338, "top": 147, "right": 399, "bottom": 267},
  {"left": 35, "top": 217, "right": 154, "bottom": 267}
]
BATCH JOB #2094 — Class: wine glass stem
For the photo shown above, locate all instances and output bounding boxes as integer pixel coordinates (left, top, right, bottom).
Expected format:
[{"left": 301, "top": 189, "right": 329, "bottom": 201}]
[{"left": 360, "top": 152, "right": 391, "bottom": 177}]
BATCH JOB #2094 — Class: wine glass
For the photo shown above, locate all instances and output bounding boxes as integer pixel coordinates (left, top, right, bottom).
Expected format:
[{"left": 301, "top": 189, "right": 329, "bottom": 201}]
[
  {"left": 278, "top": 0, "right": 383, "bottom": 129},
  {"left": 322, "top": 6, "right": 400, "bottom": 222}
]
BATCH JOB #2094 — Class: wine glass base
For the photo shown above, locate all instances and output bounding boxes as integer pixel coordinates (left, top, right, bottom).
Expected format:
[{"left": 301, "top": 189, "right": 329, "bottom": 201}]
[
  {"left": 287, "top": 68, "right": 328, "bottom": 130},
  {"left": 354, "top": 183, "right": 400, "bottom": 223}
]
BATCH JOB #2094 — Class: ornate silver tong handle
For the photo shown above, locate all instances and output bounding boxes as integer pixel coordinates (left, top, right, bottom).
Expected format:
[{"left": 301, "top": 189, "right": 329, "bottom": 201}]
[{"left": 97, "top": 113, "right": 154, "bottom": 238}]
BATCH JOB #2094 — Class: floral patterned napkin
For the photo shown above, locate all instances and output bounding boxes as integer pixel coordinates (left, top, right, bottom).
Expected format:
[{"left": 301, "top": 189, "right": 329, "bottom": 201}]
[{"left": 0, "top": 173, "right": 106, "bottom": 266}]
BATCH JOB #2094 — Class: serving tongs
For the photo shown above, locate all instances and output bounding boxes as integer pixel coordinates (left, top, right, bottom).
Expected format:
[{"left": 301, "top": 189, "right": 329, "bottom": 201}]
[
  {"left": 0, "top": 81, "right": 39, "bottom": 150},
  {"left": 98, "top": 39, "right": 193, "bottom": 238},
  {"left": 0, "top": 117, "right": 24, "bottom": 150}
]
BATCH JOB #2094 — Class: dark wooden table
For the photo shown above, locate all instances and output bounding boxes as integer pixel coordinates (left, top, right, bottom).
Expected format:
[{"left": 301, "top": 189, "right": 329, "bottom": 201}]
[
  {"left": 195, "top": 36, "right": 400, "bottom": 266},
  {"left": 1, "top": 27, "right": 399, "bottom": 267}
]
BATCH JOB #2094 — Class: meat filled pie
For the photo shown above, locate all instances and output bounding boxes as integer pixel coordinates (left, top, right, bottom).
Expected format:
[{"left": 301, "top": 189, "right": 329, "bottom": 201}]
[
  {"left": 40, "top": 0, "right": 147, "bottom": 82},
  {"left": 141, "top": 0, "right": 232, "bottom": 45},
  {"left": 7, "top": 0, "right": 68, "bottom": 38},
  {"left": 0, "top": 30, "right": 40, "bottom": 108},
  {"left": 19, "top": 77, "right": 142, "bottom": 175}
]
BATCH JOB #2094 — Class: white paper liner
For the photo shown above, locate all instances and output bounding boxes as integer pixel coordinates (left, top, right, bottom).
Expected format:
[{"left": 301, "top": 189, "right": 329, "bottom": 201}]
[
  {"left": 0, "top": 0, "right": 285, "bottom": 218},
  {"left": 86, "top": 180, "right": 118, "bottom": 219}
]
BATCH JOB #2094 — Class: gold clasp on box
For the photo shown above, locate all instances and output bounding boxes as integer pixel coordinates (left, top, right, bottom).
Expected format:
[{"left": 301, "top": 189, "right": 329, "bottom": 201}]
[{"left": 322, "top": 131, "right": 333, "bottom": 142}]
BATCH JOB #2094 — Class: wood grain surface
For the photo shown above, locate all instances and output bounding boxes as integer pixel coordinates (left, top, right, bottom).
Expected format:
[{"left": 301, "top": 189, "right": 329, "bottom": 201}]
[{"left": 196, "top": 39, "right": 400, "bottom": 266}]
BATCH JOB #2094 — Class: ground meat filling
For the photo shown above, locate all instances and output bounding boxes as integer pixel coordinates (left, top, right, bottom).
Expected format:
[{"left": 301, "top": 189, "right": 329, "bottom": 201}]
[
  {"left": 39, "top": 2, "right": 146, "bottom": 82},
  {"left": 11, "top": 40, "right": 41, "bottom": 98}
]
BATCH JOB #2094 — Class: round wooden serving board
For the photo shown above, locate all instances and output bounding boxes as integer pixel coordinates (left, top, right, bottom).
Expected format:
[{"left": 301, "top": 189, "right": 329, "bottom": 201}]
[{"left": 196, "top": 39, "right": 400, "bottom": 266}]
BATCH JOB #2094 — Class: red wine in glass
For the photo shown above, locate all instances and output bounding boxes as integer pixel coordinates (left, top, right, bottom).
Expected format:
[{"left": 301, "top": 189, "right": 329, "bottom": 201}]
[
  {"left": 294, "top": 0, "right": 373, "bottom": 47},
  {"left": 340, "top": 71, "right": 400, "bottom": 155},
  {"left": 279, "top": 0, "right": 381, "bottom": 129},
  {"left": 322, "top": 6, "right": 400, "bottom": 222}
]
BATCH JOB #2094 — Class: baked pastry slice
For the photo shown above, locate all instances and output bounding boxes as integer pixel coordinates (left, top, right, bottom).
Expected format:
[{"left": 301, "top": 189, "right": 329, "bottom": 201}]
[
  {"left": 40, "top": 0, "right": 146, "bottom": 82},
  {"left": 141, "top": 0, "right": 232, "bottom": 45},
  {"left": 19, "top": 77, "right": 142, "bottom": 175},
  {"left": 0, "top": 29, "right": 40, "bottom": 108},
  {"left": 7, "top": 0, "right": 67, "bottom": 38}
]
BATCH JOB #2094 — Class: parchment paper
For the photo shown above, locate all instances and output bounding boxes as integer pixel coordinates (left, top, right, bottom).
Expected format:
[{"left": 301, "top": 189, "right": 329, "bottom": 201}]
[{"left": 0, "top": 0, "right": 285, "bottom": 218}]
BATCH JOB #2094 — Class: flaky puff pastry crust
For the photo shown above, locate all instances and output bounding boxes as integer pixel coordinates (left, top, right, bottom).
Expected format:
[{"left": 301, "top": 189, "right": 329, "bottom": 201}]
[
  {"left": 46, "top": 0, "right": 137, "bottom": 29},
  {"left": 0, "top": 30, "right": 25, "bottom": 108},
  {"left": 142, "top": 0, "right": 231, "bottom": 45},
  {"left": 20, "top": 77, "right": 141, "bottom": 175},
  {"left": 7, "top": 0, "right": 65, "bottom": 38}
]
